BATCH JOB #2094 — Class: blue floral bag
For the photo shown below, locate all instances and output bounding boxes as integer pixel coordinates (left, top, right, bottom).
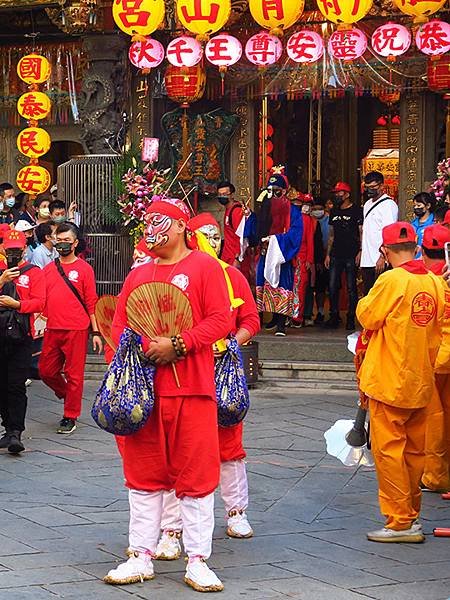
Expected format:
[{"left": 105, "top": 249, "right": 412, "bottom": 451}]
[
  {"left": 91, "top": 328, "right": 155, "bottom": 435},
  {"left": 215, "top": 337, "right": 250, "bottom": 427}
]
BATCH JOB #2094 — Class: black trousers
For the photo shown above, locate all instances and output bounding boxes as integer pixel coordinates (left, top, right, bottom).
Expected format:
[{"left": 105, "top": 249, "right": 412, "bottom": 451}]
[
  {"left": 0, "top": 336, "right": 32, "bottom": 433},
  {"left": 361, "top": 267, "right": 377, "bottom": 296},
  {"left": 329, "top": 257, "right": 358, "bottom": 317}
]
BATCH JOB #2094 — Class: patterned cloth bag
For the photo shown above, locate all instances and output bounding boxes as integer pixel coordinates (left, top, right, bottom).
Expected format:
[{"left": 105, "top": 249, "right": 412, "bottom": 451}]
[
  {"left": 91, "top": 328, "right": 155, "bottom": 435},
  {"left": 215, "top": 337, "right": 250, "bottom": 427}
]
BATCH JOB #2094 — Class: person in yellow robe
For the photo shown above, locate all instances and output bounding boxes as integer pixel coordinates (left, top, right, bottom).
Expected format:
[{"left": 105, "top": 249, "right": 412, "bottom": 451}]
[
  {"left": 356, "top": 222, "right": 445, "bottom": 543},
  {"left": 421, "top": 225, "right": 450, "bottom": 493}
]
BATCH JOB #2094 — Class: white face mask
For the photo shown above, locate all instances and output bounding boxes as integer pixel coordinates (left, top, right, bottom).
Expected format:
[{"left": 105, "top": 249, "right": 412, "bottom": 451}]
[
  {"left": 0, "top": 202, "right": 3, "bottom": 212},
  {"left": 39, "top": 207, "right": 50, "bottom": 218},
  {"left": 311, "top": 210, "right": 325, "bottom": 219},
  {"left": 5, "top": 197, "right": 15, "bottom": 208}
]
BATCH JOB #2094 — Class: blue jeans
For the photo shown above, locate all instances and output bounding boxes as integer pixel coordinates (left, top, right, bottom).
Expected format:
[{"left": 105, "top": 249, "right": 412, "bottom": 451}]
[{"left": 329, "top": 257, "right": 358, "bottom": 318}]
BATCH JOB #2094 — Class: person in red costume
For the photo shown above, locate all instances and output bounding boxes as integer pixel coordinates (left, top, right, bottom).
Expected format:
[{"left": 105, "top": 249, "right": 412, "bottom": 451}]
[
  {"left": 292, "top": 193, "right": 316, "bottom": 327},
  {"left": 154, "top": 212, "right": 260, "bottom": 562},
  {"left": 0, "top": 230, "right": 45, "bottom": 454},
  {"left": 103, "top": 199, "right": 232, "bottom": 593},
  {"left": 39, "top": 223, "right": 102, "bottom": 434},
  {"left": 217, "top": 181, "right": 246, "bottom": 267}
]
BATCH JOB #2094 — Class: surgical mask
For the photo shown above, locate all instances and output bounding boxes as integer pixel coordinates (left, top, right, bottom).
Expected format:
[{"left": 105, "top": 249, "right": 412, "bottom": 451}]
[
  {"left": 0, "top": 201, "right": 4, "bottom": 212},
  {"left": 39, "top": 207, "right": 50, "bottom": 218},
  {"left": 55, "top": 241, "right": 73, "bottom": 256},
  {"left": 365, "top": 188, "right": 379, "bottom": 199},
  {"left": 302, "top": 205, "right": 311, "bottom": 214},
  {"left": 5, "top": 197, "right": 15, "bottom": 208},
  {"left": 6, "top": 249, "right": 23, "bottom": 269},
  {"left": 267, "top": 188, "right": 283, "bottom": 199},
  {"left": 53, "top": 216, "right": 66, "bottom": 224},
  {"left": 217, "top": 196, "right": 229, "bottom": 206},
  {"left": 413, "top": 207, "right": 426, "bottom": 217},
  {"left": 311, "top": 210, "right": 325, "bottom": 219}
]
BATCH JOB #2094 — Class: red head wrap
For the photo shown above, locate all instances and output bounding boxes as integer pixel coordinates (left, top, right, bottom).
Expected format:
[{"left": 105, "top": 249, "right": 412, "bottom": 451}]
[
  {"left": 146, "top": 198, "right": 190, "bottom": 222},
  {"left": 189, "top": 212, "right": 220, "bottom": 231}
]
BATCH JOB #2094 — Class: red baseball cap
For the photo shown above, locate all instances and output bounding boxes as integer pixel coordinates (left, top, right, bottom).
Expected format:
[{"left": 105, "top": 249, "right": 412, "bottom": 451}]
[
  {"left": 3, "top": 229, "right": 26, "bottom": 250},
  {"left": 382, "top": 221, "right": 417, "bottom": 246},
  {"left": 422, "top": 224, "right": 450, "bottom": 250},
  {"left": 332, "top": 181, "right": 351, "bottom": 193},
  {"left": 0, "top": 223, "right": 11, "bottom": 241}
]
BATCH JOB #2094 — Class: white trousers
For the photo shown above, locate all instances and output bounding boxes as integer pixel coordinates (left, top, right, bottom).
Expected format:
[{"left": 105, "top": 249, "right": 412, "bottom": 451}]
[
  {"left": 161, "top": 459, "right": 249, "bottom": 532},
  {"left": 129, "top": 489, "right": 215, "bottom": 559}
]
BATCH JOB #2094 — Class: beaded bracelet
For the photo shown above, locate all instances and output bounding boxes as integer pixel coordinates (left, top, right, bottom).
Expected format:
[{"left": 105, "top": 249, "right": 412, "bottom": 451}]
[
  {"left": 170, "top": 336, "right": 183, "bottom": 358},
  {"left": 176, "top": 334, "right": 188, "bottom": 357}
]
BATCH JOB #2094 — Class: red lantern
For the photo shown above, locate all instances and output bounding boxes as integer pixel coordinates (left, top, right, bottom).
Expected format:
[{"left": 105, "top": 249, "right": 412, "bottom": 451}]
[
  {"left": 164, "top": 64, "right": 206, "bottom": 107},
  {"left": 371, "top": 23, "right": 411, "bottom": 60},
  {"left": 166, "top": 35, "right": 203, "bottom": 67},
  {"left": 428, "top": 55, "right": 450, "bottom": 94},
  {"left": 416, "top": 20, "right": 450, "bottom": 57},
  {"left": 128, "top": 38, "right": 165, "bottom": 71},
  {"left": 286, "top": 30, "right": 324, "bottom": 64},
  {"left": 328, "top": 28, "right": 367, "bottom": 62}
]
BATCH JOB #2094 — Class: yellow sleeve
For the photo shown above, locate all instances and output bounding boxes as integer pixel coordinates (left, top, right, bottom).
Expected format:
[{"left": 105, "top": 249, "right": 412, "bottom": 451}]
[
  {"left": 435, "top": 278, "right": 450, "bottom": 373},
  {"left": 356, "top": 272, "right": 403, "bottom": 331}
]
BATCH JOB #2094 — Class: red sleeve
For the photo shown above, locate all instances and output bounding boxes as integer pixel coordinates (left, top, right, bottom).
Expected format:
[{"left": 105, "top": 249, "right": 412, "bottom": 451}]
[
  {"left": 18, "top": 267, "right": 45, "bottom": 315},
  {"left": 182, "top": 259, "right": 232, "bottom": 353},
  {"left": 230, "top": 204, "right": 244, "bottom": 232},
  {"left": 229, "top": 268, "right": 260, "bottom": 337},
  {"left": 306, "top": 217, "right": 315, "bottom": 264},
  {"left": 82, "top": 261, "right": 98, "bottom": 315}
]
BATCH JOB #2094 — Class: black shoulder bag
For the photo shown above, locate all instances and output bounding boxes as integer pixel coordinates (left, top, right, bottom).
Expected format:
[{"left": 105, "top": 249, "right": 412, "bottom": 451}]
[
  {"left": 0, "top": 263, "right": 36, "bottom": 342},
  {"left": 54, "top": 258, "right": 90, "bottom": 317}
]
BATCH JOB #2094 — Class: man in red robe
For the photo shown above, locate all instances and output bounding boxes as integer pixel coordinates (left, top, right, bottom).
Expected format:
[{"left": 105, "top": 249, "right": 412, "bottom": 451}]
[{"left": 104, "top": 199, "right": 231, "bottom": 593}]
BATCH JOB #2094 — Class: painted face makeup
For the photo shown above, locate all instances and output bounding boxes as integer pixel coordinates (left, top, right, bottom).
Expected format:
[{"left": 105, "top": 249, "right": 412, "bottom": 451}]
[
  {"left": 199, "top": 224, "right": 222, "bottom": 256},
  {"left": 145, "top": 213, "right": 173, "bottom": 249}
]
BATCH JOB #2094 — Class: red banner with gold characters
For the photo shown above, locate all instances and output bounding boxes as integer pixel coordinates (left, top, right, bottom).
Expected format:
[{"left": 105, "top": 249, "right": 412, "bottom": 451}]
[{"left": 16, "top": 54, "right": 52, "bottom": 196}]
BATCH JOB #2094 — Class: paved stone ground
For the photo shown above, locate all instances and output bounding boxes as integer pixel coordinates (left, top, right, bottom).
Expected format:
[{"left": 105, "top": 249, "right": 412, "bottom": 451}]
[{"left": 0, "top": 381, "right": 449, "bottom": 600}]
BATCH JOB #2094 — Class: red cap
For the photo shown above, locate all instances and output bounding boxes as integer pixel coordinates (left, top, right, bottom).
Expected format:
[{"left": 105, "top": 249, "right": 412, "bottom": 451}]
[
  {"left": 145, "top": 199, "right": 190, "bottom": 222},
  {"left": 0, "top": 223, "right": 11, "bottom": 240},
  {"left": 3, "top": 229, "right": 26, "bottom": 250},
  {"left": 422, "top": 224, "right": 450, "bottom": 250},
  {"left": 189, "top": 212, "right": 220, "bottom": 231},
  {"left": 332, "top": 181, "right": 351, "bottom": 193},
  {"left": 443, "top": 210, "right": 450, "bottom": 225},
  {"left": 297, "top": 192, "right": 313, "bottom": 203},
  {"left": 382, "top": 221, "right": 417, "bottom": 246}
]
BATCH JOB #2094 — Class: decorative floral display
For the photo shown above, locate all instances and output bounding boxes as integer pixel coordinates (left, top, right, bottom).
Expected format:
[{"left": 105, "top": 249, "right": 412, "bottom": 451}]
[
  {"left": 430, "top": 158, "right": 450, "bottom": 200},
  {"left": 117, "top": 165, "right": 171, "bottom": 226}
]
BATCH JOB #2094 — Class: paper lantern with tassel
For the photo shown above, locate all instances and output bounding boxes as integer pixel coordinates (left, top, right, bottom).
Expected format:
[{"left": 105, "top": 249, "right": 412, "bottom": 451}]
[
  {"left": 245, "top": 32, "right": 283, "bottom": 66},
  {"left": 416, "top": 20, "right": 450, "bottom": 57},
  {"left": 166, "top": 35, "right": 203, "bottom": 67},
  {"left": 112, "top": 0, "right": 165, "bottom": 37},
  {"left": 205, "top": 34, "right": 242, "bottom": 94},
  {"left": 316, "top": 0, "right": 372, "bottom": 27},
  {"left": 128, "top": 38, "right": 165, "bottom": 72},
  {"left": 371, "top": 23, "right": 411, "bottom": 60},
  {"left": 249, "top": 0, "right": 304, "bottom": 36},
  {"left": 176, "top": 0, "right": 231, "bottom": 41},
  {"left": 164, "top": 64, "right": 206, "bottom": 107},
  {"left": 287, "top": 30, "right": 324, "bottom": 63},
  {"left": 328, "top": 28, "right": 367, "bottom": 61},
  {"left": 392, "top": 0, "right": 446, "bottom": 25}
]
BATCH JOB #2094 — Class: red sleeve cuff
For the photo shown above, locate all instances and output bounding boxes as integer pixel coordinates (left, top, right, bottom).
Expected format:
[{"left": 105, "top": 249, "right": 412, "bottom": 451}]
[{"left": 182, "top": 331, "right": 193, "bottom": 353}]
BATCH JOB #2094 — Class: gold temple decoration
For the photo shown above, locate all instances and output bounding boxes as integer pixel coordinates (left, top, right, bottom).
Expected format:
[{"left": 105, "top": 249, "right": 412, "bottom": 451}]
[{"left": 46, "top": 0, "right": 103, "bottom": 34}]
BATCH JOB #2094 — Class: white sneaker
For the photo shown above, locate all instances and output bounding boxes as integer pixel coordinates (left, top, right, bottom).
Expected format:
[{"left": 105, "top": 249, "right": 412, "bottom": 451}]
[
  {"left": 367, "top": 526, "right": 425, "bottom": 543},
  {"left": 411, "top": 520, "right": 422, "bottom": 532},
  {"left": 25, "top": 379, "right": 32, "bottom": 387},
  {"left": 226, "top": 509, "right": 253, "bottom": 538},
  {"left": 184, "top": 557, "right": 224, "bottom": 592},
  {"left": 155, "top": 529, "right": 182, "bottom": 561},
  {"left": 304, "top": 319, "right": 314, "bottom": 327},
  {"left": 103, "top": 551, "right": 155, "bottom": 585}
]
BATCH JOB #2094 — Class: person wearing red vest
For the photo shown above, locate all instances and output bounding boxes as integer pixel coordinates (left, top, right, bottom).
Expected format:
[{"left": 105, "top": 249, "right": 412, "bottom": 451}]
[
  {"left": 0, "top": 230, "right": 45, "bottom": 453},
  {"left": 217, "top": 181, "right": 246, "bottom": 267},
  {"left": 292, "top": 193, "right": 316, "bottom": 327},
  {"left": 39, "top": 222, "right": 102, "bottom": 434},
  {"left": 154, "top": 213, "right": 260, "bottom": 562}
]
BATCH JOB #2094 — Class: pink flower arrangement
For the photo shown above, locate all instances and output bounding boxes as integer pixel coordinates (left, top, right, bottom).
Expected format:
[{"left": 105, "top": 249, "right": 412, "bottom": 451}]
[
  {"left": 430, "top": 158, "right": 450, "bottom": 200},
  {"left": 117, "top": 166, "right": 171, "bottom": 226}
]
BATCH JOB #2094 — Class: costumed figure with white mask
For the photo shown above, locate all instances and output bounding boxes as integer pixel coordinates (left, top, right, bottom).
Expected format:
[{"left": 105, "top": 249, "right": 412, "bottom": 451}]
[{"left": 256, "top": 167, "right": 303, "bottom": 336}]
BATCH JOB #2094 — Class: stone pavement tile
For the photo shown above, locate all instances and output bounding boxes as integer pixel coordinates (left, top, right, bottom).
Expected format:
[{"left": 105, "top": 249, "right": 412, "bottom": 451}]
[
  {"left": 355, "top": 579, "right": 450, "bottom": 600},
  {"left": 365, "top": 561, "right": 450, "bottom": 583},
  {"left": 0, "top": 547, "right": 117, "bottom": 570},
  {"left": 0, "top": 534, "right": 38, "bottom": 557},
  {"left": 246, "top": 435, "right": 299, "bottom": 451},
  {"left": 0, "top": 565, "right": 94, "bottom": 589},
  {"left": 314, "top": 515, "right": 384, "bottom": 532},
  {"left": 276, "top": 533, "right": 407, "bottom": 571},
  {"left": 305, "top": 529, "right": 450, "bottom": 565},
  {"left": 317, "top": 507, "right": 352, "bottom": 519},
  {"left": 276, "top": 554, "right": 395, "bottom": 588},
  {"left": 247, "top": 472, "right": 303, "bottom": 502},
  {"left": 267, "top": 575, "right": 379, "bottom": 599},
  {"left": 45, "top": 580, "right": 137, "bottom": 599},
  {"left": 79, "top": 510, "right": 129, "bottom": 524},
  {"left": 0, "top": 513, "right": 64, "bottom": 542},
  {"left": 5, "top": 505, "right": 92, "bottom": 527},
  {"left": 4, "top": 588, "right": 60, "bottom": 600},
  {"left": 247, "top": 450, "right": 322, "bottom": 470}
]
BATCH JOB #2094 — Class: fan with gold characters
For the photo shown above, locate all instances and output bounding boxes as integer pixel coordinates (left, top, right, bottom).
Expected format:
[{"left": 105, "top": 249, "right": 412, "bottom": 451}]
[{"left": 95, "top": 295, "right": 119, "bottom": 351}]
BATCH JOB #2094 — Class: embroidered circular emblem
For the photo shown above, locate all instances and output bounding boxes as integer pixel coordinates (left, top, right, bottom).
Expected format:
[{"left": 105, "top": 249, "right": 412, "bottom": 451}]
[{"left": 411, "top": 291, "right": 436, "bottom": 326}]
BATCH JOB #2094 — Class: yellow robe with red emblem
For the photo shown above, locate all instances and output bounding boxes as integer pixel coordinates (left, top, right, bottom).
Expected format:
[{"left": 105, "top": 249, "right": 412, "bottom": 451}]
[{"left": 356, "top": 261, "right": 444, "bottom": 530}]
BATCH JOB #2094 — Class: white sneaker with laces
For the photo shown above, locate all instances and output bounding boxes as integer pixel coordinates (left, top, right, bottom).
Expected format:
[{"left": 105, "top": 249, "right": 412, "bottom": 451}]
[
  {"left": 227, "top": 509, "right": 253, "bottom": 538},
  {"left": 25, "top": 379, "right": 32, "bottom": 387},
  {"left": 103, "top": 551, "right": 155, "bottom": 585},
  {"left": 155, "top": 529, "right": 182, "bottom": 560},
  {"left": 367, "top": 526, "right": 425, "bottom": 543},
  {"left": 184, "top": 557, "right": 224, "bottom": 592}
]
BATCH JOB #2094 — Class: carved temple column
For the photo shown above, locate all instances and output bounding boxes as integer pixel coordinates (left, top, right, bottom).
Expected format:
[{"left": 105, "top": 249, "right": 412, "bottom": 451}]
[
  {"left": 230, "top": 100, "right": 256, "bottom": 208},
  {"left": 79, "top": 34, "right": 128, "bottom": 154}
]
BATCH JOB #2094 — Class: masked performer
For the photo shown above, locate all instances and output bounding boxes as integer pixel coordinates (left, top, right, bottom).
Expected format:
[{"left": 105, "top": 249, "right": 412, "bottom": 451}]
[
  {"left": 154, "top": 212, "right": 260, "bottom": 561},
  {"left": 256, "top": 168, "right": 303, "bottom": 336},
  {"left": 104, "top": 199, "right": 231, "bottom": 592}
]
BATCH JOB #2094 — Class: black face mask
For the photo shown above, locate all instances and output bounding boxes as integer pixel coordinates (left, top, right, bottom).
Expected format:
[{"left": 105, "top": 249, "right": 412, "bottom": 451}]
[
  {"left": 26, "top": 237, "right": 34, "bottom": 246},
  {"left": 335, "top": 194, "right": 344, "bottom": 205},
  {"left": 55, "top": 242, "right": 73, "bottom": 257},
  {"left": 6, "top": 249, "right": 23, "bottom": 269},
  {"left": 217, "top": 196, "right": 229, "bottom": 206},
  {"left": 413, "top": 207, "right": 426, "bottom": 217},
  {"left": 365, "top": 188, "right": 379, "bottom": 199}
]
